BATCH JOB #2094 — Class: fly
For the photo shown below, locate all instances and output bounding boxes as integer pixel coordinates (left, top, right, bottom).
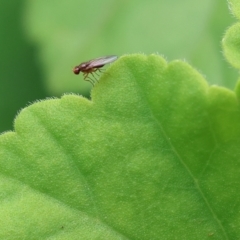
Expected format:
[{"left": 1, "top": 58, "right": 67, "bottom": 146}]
[{"left": 73, "top": 55, "right": 118, "bottom": 85}]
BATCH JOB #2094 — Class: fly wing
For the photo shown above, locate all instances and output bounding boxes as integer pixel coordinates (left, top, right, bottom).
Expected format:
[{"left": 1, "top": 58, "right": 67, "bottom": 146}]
[{"left": 87, "top": 55, "right": 118, "bottom": 69}]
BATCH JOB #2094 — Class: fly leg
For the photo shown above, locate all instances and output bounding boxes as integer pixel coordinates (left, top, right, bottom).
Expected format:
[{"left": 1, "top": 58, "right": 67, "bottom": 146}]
[{"left": 83, "top": 73, "right": 94, "bottom": 86}]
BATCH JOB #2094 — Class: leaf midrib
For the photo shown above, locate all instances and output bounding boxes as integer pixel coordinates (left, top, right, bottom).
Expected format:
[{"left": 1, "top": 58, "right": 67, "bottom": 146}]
[{"left": 126, "top": 62, "right": 229, "bottom": 239}]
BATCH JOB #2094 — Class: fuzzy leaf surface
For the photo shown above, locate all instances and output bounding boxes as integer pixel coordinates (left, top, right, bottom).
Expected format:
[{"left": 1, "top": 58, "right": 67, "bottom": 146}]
[{"left": 0, "top": 55, "right": 240, "bottom": 239}]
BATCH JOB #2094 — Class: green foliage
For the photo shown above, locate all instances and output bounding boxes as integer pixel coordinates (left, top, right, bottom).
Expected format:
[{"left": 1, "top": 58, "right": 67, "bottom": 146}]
[
  {"left": 228, "top": 0, "right": 240, "bottom": 19},
  {"left": 1, "top": 0, "right": 240, "bottom": 239},
  {"left": 0, "top": 1, "right": 46, "bottom": 133},
  {"left": 0, "top": 54, "right": 240, "bottom": 239},
  {"left": 0, "top": 0, "right": 237, "bottom": 133},
  {"left": 223, "top": 0, "right": 240, "bottom": 69}
]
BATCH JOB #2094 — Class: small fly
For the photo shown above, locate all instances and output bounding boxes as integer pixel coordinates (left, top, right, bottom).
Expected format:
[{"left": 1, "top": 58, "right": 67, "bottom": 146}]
[{"left": 73, "top": 55, "right": 118, "bottom": 85}]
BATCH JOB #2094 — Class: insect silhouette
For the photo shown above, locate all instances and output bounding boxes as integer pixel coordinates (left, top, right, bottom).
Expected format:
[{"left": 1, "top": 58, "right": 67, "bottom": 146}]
[{"left": 73, "top": 55, "right": 118, "bottom": 85}]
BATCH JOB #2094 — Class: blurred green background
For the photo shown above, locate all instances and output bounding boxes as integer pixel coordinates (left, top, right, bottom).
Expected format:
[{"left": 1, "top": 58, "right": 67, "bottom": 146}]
[{"left": 0, "top": 0, "right": 237, "bottom": 133}]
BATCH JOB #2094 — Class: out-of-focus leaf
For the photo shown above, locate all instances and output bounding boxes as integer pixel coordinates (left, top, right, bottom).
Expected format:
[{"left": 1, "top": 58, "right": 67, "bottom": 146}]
[
  {"left": 23, "top": 0, "right": 237, "bottom": 95},
  {"left": 223, "top": 0, "right": 240, "bottom": 70},
  {"left": 0, "top": 1, "right": 46, "bottom": 133}
]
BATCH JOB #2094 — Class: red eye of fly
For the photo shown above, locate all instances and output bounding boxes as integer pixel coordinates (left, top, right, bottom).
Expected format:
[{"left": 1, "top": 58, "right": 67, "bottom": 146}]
[{"left": 73, "top": 66, "right": 80, "bottom": 75}]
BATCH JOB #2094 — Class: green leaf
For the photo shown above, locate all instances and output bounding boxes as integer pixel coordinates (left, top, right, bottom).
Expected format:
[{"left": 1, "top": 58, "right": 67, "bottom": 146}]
[
  {"left": 228, "top": 0, "right": 240, "bottom": 20},
  {"left": 0, "top": 1, "right": 46, "bottom": 133},
  {"left": 222, "top": 22, "right": 240, "bottom": 69},
  {"left": 0, "top": 54, "right": 239, "bottom": 239},
  {"left": 223, "top": 0, "right": 240, "bottom": 69}
]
